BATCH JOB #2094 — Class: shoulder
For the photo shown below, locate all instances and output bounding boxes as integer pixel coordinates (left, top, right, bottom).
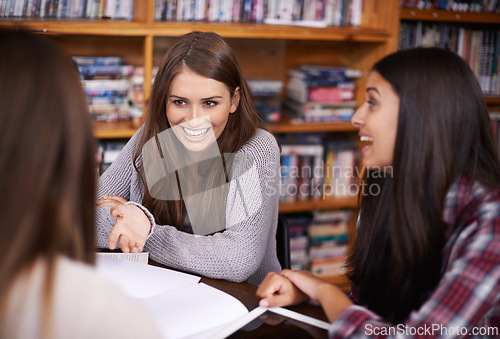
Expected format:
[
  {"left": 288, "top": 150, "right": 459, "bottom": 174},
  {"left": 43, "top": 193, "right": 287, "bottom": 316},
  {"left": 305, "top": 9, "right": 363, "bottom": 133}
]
[
  {"left": 444, "top": 176, "right": 500, "bottom": 230},
  {"left": 3, "top": 257, "right": 160, "bottom": 338},
  {"left": 54, "top": 257, "right": 160, "bottom": 338},
  {"left": 239, "top": 129, "right": 280, "bottom": 158}
]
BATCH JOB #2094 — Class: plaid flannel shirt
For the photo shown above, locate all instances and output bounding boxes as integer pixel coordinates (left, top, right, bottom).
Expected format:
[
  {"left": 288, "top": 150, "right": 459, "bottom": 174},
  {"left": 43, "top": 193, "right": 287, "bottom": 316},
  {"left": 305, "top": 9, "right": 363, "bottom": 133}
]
[{"left": 329, "top": 176, "right": 500, "bottom": 338}]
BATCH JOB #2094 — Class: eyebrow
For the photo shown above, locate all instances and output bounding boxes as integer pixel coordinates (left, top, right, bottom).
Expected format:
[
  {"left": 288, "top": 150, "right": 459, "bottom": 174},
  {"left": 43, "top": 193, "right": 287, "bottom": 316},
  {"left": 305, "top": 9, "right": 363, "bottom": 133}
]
[
  {"left": 366, "top": 87, "right": 380, "bottom": 95},
  {"left": 169, "top": 95, "right": 223, "bottom": 100}
]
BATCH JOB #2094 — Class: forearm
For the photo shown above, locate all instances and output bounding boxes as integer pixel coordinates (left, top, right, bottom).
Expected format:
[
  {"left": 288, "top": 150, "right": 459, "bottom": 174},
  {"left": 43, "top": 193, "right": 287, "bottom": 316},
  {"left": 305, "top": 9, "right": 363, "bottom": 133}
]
[
  {"left": 316, "top": 283, "right": 353, "bottom": 323},
  {"left": 145, "top": 224, "right": 263, "bottom": 282}
]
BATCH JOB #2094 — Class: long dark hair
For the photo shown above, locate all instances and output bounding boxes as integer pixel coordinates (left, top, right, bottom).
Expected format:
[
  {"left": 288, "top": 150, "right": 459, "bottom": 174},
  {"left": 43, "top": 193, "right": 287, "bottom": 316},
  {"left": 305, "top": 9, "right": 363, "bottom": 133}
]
[
  {"left": 0, "top": 29, "right": 96, "bottom": 335},
  {"left": 133, "top": 31, "right": 263, "bottom": 229},
  {"left": 347, "top": 47, "right": 500, "bottom": 323}
]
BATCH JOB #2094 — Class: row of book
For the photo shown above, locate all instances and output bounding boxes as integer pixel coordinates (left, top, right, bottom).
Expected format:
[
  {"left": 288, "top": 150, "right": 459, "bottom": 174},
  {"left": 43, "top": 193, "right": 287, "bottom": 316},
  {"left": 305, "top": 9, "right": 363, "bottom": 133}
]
[
  {"left": 73, "top": 56, "right": 144, "bottom": 122},
  {"left": 288, "top": 210, "right": 351, "bottom": 277},
  {"left": 401, "top": 0, "right": 500, "bottom": 12},
  {"left": 279, "top": 134, "right": 360, "bottom": 202},
  {"left": 0, "top": 0, "right": 134, "bottom": 19},
  {"left": 154, "top": 0, "right": 363, "bottom": 27},
  {"left": 284, "top": 64, "right": 361, "bottom": 122},
  {"left": 399, "top": 24, "right": 500, "bottom": 95}
]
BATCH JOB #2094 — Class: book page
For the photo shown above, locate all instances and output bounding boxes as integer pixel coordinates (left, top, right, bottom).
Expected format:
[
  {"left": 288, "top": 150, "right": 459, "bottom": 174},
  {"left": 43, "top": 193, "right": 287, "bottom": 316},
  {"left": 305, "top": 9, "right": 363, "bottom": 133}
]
[
  {"left": 140, "top": 283, "right": 248, "bottom": 339},
  {"left": 96, "top": 251, "right": 149, "bottom": 264},
  {"left": 210, "top": 306, "right": 331, "bottom": 339},
  {"left": 95, "top": 256, "right": 200, "bottom": 299}
]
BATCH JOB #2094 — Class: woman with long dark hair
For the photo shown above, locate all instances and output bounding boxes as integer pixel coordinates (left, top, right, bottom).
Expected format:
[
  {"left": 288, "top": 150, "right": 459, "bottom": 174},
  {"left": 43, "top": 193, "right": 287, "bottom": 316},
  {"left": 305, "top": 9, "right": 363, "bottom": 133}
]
[
  {"left": 0, "top": 30, "right": 160, "bottom": 338},
  {"left": 96, "top": 31, "right": 281, "bottom": 285},
  {"left": 257, "top": 47, "right": 500, "bottom": 337}
]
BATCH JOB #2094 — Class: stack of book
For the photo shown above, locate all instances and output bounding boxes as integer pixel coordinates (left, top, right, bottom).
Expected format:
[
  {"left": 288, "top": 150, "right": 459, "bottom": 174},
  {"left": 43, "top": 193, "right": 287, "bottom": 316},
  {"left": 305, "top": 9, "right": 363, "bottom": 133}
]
[
  {"left": 309, "top": 210, "right": 351, "bottom": 277},
  {"left": 284, "top": 65, "right": 361, "bottom": 122},
  {"left": 73, "top": 56, "right": 135, "bottom": 122},
  {"left": 247, "top": 79, "right": 283, "bottom": 123}
]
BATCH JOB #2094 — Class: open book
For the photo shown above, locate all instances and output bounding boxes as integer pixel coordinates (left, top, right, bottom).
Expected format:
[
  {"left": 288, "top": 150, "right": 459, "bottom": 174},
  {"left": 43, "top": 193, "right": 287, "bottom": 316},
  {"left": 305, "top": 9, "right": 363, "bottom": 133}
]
[{"left": 95, "top": 255, "right": 330, "bottom": 338}]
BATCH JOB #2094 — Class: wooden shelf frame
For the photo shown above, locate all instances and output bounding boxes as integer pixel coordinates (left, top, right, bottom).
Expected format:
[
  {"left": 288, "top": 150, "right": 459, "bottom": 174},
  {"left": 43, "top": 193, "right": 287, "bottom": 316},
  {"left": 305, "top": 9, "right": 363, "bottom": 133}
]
[{"left": 400, "top": 8, "right": 500, "bottom": 24}]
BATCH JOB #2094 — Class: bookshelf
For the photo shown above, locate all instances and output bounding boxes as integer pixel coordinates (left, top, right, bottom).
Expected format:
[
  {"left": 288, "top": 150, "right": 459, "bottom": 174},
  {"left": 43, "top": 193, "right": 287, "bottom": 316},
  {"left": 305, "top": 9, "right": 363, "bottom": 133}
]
[
  {"left": 0, "top": 0, "right": 401, "bottom": 287},
  {"left": 399, "top": 7, "right": 500, "bottom": 107}
]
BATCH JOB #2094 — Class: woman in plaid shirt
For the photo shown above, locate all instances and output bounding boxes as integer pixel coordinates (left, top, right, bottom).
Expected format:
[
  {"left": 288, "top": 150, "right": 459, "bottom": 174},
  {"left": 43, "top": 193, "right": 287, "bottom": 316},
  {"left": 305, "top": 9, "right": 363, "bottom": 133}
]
[{"left": 257, "top": 47, "right": 500, "bottom": 338}]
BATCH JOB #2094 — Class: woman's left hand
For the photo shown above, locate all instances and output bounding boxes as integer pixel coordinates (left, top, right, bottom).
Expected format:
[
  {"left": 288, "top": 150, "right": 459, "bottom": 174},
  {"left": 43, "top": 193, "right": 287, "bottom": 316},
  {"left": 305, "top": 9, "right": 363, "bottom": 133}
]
[
  {"left": 96, "top": 195, "right": 151, "bottom": 253},
  {"left": 256, "top": 271, "right": 309, "bottom": 307}
]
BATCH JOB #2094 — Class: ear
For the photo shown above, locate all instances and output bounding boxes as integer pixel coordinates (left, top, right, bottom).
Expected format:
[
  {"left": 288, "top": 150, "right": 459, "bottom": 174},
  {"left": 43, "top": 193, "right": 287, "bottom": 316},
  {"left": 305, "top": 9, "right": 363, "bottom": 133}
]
[{"left": 229, "top": 86, "right": 240, "bottom": 114}]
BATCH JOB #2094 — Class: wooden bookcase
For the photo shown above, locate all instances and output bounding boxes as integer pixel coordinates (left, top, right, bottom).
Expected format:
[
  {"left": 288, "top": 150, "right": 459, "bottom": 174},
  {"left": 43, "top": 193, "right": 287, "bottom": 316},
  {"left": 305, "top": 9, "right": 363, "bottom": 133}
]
[
  {"left": 399, "top": 7, "right": 500, "bottom": 110},
  {"left": 0, "top": 0, "right": 401, "bottom": 288}
]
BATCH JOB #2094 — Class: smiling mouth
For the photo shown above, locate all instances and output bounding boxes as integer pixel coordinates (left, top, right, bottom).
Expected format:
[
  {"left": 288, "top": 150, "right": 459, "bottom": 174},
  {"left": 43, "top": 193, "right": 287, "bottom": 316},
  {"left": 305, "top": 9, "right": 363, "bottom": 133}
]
[
  {"left": 360, "top": 136, "right": 373, "bottom": 142},
  {"left": 182, "top": 127, "right": 209, "bottom": 138}
]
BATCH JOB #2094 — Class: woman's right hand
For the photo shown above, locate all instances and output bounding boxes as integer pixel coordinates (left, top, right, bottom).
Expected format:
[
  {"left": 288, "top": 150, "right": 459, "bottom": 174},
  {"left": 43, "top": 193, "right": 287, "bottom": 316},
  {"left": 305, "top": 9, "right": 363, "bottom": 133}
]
[{"left": 96, "top": 195, "right": 151, "bottom": 253}]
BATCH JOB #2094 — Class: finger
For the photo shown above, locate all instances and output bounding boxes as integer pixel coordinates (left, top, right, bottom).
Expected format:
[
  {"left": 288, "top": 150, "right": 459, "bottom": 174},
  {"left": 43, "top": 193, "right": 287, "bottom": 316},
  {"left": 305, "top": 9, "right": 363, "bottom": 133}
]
[
  {"left": 105, "top": 195, "right": 128, "bottom": 203},
  {"left": 256, "top": 273, "right": 282, "bottom": 298},
  {"left": 259, "top": 293, "right": 295, "bottom": 308},
  {"left": 110, "top": 205, "right": 126, "bottom": 218},
  {"left": 108, "top": 226, "right": 120, "bottom": 250},
  {"left": 96, "top": 199, "right": 121, "bottom": 208},
  {"left": 119, "top": 234, "right": 131, "bottom": 253}
]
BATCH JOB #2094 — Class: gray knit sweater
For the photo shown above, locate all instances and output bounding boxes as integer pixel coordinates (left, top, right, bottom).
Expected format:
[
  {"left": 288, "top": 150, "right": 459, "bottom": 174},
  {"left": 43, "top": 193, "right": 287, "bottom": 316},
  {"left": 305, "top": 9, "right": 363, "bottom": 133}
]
[{"left": 96, "top": 128, "right": 281, "bottom": 285}]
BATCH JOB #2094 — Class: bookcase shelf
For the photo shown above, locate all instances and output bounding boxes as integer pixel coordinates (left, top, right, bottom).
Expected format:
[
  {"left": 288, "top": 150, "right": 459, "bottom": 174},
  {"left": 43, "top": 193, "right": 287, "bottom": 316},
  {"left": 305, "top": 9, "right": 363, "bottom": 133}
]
[
  {"left": 0, "top": 20, "right": 390, "bottom": 41},
  {"left": 400, "top": 8, "right": 500, "bottom": 24},
  {"left": 486, "top": 97, "right": 500, "bottom": 106},
  {"left": 93, "top": 120, "right": 140, "bottom": 139},
  {"left": 279, "top": 196, "right": 358, "bottom": 214},
  {"left": 266, "top": 117, "right": 358, "bottom": 134}
]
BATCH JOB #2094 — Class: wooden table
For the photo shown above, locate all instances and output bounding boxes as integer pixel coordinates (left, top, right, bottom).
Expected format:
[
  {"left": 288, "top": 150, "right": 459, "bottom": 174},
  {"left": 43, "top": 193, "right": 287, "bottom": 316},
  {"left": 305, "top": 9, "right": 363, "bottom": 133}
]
[{"left": 165, "top": 266, "right": 331, "bottom": 338}]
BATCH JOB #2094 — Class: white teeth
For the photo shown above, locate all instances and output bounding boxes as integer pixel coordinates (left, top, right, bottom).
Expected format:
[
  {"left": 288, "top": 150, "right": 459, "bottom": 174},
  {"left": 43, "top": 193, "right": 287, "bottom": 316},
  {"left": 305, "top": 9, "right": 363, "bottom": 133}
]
[
  {"left": 183, "top": 127, "right": 208, "bottom": 137},
  {"left": 360, "top": 136, "right": 373, "bottom": 142}
]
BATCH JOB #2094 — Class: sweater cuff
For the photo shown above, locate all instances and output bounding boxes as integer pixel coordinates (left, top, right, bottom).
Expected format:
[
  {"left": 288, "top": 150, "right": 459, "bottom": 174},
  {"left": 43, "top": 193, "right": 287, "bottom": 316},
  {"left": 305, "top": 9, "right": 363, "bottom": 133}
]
[{"left": 124, "top": 201, "right": 156, "bottom": 240}]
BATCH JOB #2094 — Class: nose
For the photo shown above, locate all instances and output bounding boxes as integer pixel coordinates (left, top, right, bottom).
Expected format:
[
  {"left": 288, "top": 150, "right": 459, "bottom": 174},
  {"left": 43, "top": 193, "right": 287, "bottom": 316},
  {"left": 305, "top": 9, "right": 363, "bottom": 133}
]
[
  {"left": 351, "top": 103, "right": 366, "bottom": 128},
  {"left": 189, "top": 105, "right": 206, "bottom": 122}
]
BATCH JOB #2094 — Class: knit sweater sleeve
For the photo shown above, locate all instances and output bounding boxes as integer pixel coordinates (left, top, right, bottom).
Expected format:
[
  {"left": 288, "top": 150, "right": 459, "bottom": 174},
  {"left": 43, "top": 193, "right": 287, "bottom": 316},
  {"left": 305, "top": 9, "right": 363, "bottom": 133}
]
[
  {"left": 144, "top": 129, "right": 281, "bottom": 284},
  {"left": 95, "top": 128, "right": 144, "bottom": 249}
]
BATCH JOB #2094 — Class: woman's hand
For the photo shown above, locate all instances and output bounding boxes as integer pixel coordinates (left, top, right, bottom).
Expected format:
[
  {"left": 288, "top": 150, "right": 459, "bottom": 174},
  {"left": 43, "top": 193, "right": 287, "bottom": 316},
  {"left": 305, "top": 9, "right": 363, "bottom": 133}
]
[
  {"left": 257, "top": 269, "right": 354, "bottom": 323},
  {"left": 96, "top": 195, "right": 151, "bottom": 253},
  {"left": 256, "top": 271, "right": 309, "bottom": 308}
]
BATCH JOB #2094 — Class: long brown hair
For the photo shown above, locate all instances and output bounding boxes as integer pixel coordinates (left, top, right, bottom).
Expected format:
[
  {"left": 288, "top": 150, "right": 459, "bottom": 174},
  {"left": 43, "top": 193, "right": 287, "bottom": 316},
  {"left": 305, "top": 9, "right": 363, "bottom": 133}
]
[
  {"left": 347, "top": 47, "right": 500, "bottom": 324},
  {"left": 134, "top": 31, "right": 263, "bottom": 229},
  {"left": 0, "top": 29, "right": 96, "bottom": 334}
]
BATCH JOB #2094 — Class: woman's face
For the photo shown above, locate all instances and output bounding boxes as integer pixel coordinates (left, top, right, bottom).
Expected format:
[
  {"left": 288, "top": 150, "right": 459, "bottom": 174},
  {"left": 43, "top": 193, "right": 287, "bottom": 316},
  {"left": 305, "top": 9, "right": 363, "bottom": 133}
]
[
  {"left": 351, "top": 71, "right": 399, "bottom": 171},
  {"left": 166, "top": 66, "right": 240, "bottom": 152}
]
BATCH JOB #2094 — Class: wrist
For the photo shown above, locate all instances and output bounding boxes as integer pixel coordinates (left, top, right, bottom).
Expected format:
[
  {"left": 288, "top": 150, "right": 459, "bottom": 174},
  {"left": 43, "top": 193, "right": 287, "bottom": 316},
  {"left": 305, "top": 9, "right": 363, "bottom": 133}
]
[{"left": 124, "top": 201, "right": 156, "bottom": 236}]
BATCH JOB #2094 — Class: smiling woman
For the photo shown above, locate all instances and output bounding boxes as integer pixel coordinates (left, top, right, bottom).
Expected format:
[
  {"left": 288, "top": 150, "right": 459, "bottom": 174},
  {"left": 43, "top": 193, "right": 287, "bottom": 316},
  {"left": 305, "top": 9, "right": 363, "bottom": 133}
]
[
  {"left": 257, "top": 47, "right": 500, "bottom": 338},
  {"left": 166, "top": 66, "right": 240, "bottom": 152},
  {"left": 96, "top": 31, "right": 282, "bottom": 285},
  {"left": 351, "top": 71, "right": 399, "bottom": 171}
]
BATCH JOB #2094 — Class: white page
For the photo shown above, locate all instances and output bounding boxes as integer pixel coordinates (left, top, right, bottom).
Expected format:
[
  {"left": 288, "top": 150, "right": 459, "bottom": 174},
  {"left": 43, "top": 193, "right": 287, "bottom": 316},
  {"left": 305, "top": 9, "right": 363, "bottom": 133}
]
[
  {"left": 210, "top": 306, "right": 331, "bottom": 338},
  {"left": 140, "top": 283, "right": 248, "bottom": 339},
  {"left": 96, "top": 251, "right": 149, "bottom": 264},
  {"left": 95, "top": 256, "right": 200, "bottom": 299}
]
